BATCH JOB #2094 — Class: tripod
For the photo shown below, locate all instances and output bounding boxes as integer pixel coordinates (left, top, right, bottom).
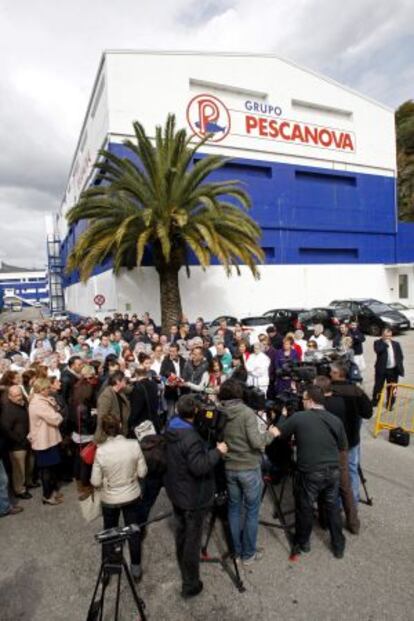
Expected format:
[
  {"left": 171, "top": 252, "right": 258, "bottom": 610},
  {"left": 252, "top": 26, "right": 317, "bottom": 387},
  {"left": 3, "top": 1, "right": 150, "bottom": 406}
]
[
  {"left": 87, "top": 535, "right": 146, "bottom": 621},
  {"left": 201, "top": 499, "right": 246, "bottom": 593},
  {"left": 358, "top": 465, "right": 373, "bottom": 506},
  {"left": 259, "top": 470, "right": 295, "bottom": 546}
]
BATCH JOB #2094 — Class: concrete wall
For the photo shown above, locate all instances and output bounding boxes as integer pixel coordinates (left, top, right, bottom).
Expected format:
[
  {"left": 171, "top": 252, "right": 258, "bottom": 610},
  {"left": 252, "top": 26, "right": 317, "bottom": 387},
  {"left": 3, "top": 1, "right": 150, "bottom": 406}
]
[{"left": 65, "top": 263, "right": 395, "bottom": 322}]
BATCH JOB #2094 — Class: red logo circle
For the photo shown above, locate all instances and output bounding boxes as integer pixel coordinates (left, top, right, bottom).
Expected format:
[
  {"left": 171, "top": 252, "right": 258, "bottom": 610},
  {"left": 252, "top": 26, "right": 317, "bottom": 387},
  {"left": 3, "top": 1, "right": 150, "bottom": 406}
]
[
  {"left": 94, "top": 294, "right": 106, "bottom": 307},
  {"left": 187, "top": 93, "right": 231, "bottom": 143}
]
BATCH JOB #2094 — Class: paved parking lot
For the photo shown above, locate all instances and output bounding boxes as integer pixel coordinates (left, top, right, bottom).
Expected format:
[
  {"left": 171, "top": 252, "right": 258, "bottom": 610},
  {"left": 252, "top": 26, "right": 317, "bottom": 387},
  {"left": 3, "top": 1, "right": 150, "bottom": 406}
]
[{"left": 0, "top": 332, "right": 413, "bottom": 621}]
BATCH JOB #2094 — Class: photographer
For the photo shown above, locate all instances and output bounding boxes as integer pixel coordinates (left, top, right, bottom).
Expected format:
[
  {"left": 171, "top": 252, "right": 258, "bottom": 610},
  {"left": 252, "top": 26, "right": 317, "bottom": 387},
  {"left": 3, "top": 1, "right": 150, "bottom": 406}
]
[
  {"left": 314, "top": 376, "right": 360, "bottom": 534},
  {"left": 330, "top": 362, "right": 373, "bottom": 504},
  {"left": 218, "top": 380, "right": 278, "bottom": 565},
  {"left": 164, "top": 395, "right": 228, "bottom": 598},
  {"left": 273, "top": 385, "right": 347, "bottom": 559}
]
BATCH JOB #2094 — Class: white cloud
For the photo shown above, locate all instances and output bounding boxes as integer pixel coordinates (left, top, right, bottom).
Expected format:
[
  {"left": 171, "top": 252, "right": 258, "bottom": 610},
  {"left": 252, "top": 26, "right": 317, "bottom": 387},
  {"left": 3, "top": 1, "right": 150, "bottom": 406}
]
[{"left": 0, "top": 0, "right": 412, "bottom": 265}]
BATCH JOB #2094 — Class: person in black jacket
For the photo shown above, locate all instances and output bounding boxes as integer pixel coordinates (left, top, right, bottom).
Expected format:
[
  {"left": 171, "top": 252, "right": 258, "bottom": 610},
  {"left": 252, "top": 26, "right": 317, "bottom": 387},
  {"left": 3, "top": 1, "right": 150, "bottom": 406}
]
[
  {"left": 129, "top": 368, "right": 160, "bottom": 433},
  {"left": 160, "top": 343, "right": 186, "bottom": 421},
  {"left": 372, "top": 328, "right": 404, "bottom": 408},
  {"left": 1, "top": 386, "right": 33, "bottom": 499},
  {"left": 164, "top": 395, "right": 228, "bottom": 598},
  {"left": 330, "top": 362, "right": 373, "bottom": 504}
]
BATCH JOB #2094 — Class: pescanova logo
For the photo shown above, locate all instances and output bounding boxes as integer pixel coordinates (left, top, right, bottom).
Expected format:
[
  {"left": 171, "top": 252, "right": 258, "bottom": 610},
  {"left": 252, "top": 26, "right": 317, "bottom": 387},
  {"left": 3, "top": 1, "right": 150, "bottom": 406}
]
[{"left": 187, "top": 93, "right": 231, "bottom": 142}]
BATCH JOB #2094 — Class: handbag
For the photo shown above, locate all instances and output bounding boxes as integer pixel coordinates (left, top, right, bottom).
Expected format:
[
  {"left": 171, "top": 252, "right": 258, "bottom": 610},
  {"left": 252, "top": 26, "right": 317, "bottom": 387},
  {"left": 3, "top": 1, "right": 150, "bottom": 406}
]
[
  {"left": 80, "top": 441, "right": 97, "bottom": 465},
  {"left": 389, "top": 427, "right": 410, "bottom": 447},
  {"left": 79, "top": 490, "right": 102, "bottom": 522}
]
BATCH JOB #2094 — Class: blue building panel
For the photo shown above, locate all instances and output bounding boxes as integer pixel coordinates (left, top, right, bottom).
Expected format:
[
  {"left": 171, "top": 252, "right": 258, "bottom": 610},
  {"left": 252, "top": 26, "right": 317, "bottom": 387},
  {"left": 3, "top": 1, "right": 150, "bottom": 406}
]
[{"left": 60, "top": 144, "right": 414, "bottom": 286}]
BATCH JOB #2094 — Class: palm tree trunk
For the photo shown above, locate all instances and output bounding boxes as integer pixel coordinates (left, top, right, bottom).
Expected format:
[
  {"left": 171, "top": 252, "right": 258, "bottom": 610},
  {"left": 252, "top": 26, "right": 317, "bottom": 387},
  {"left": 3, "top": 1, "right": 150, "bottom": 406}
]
[{"left": 157, "top": 266, "right": 183, "bottom": 332}]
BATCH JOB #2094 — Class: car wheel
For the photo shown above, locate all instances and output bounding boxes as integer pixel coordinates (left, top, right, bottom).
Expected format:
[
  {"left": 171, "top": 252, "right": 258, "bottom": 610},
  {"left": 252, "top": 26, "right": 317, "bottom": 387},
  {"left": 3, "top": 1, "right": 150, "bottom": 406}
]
[{"left": 369, "top": 323, "right": 381, "bottom": 337}]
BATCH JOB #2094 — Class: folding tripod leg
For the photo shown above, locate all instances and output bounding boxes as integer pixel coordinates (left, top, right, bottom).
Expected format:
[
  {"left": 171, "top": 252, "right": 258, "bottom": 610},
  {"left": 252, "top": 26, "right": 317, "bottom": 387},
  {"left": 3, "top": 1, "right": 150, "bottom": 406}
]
[
  {"left": 122, "top": 560, "right": 147, "bottom": 621},
  {"left": 201, "top": 510, "right": 217, "bottom": 558},
  {"left": 86, "top": 563, "right": 105, "bottom": 621},
  {"left": 358, "top": 465, "right": 373, "bottom": 506}
]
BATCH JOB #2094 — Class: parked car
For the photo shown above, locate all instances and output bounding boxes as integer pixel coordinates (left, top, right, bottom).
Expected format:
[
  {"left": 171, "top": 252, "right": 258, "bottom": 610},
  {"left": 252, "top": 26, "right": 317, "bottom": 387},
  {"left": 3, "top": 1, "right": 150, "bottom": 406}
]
[
  {"left": 300, "top": 306, "right": 353, "bottom": 339},
  {"left": 389, "top": 303, "right": 414, "bottom": 328},
  {"left": 240, "top": 316, "right": 274, "bottom": 344},
  {"left": 261, "top": 308, "right": 309, "bottom": 335},
  {"left": 329, "top": 299, "right": 410, "bottom": 336},
  {"left": 206, "top": 315, "right": 240, "bottom": 337}
]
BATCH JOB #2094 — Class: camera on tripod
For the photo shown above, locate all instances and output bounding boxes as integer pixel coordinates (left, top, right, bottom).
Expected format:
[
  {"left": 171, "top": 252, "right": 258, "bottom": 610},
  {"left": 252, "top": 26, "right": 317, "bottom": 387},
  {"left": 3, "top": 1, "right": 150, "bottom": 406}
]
[{"left": 95, "top": 523, "right": 140, "bottom": 546}]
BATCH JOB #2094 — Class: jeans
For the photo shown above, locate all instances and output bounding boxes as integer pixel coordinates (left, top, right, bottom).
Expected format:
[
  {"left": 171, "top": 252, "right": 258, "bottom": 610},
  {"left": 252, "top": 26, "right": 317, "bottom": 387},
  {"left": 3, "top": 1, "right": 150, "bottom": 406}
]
[
  {"left": 295, "top": 467, "right": 345, "bottom": 553},
  {"left": 0, "top": 460, "right": 11, "bottom": 515},
  {"left": 348, "top": 445, "right": 361, "bottom": 504},
  {"left": 102, "top": 497, "right": 142, "bottom": 567},
  {"left": 173, "top": 506, "right": 206, "bottom": 593},
  {"left": 226, "top": 467, "right": 262, "bottom": 560},
  {"left": 135, "top": 475, "right": 163, "bottom": 526}
]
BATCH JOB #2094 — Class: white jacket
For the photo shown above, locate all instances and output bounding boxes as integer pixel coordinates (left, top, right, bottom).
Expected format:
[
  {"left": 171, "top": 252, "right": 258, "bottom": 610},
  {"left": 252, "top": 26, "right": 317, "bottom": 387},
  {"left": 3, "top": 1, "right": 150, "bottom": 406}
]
[
  {"left": 246, "top": 352, "right": 270, "bottom": 391},
  {"left": 91, "top": 436, "right": 148, "bottom": 505}
]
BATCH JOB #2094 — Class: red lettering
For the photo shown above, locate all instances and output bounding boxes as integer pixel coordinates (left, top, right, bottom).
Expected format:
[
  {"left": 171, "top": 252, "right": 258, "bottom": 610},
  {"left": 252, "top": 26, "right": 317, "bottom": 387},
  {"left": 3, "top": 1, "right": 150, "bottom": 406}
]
[
  {"left": 303, "top": 125, "right": 319, "bottom": 145},
  {"left": 245, "top": 115, "right": 258, "bottom": 133},
  {"left": 342, "top": 133, "right": 354, "bottom": 151},
  {"left": 268, "top": 119, "right": 278, "bottom": 138},
  {"left": 291, "top": 123, "right": 304, "bottom": 143},
  {"left": 258, "top": 117, "right": 268, "bottom": 136},
  {"left": 319, "top": 129, "right": 332, "bottom": 147},
  {"left": 279, "top": 122, "right": 291, "bottom": 140}
]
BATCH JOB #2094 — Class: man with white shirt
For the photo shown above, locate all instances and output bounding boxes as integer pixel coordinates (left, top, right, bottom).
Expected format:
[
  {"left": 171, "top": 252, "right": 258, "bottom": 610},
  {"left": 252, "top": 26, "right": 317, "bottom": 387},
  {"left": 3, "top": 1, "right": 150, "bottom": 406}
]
[
  {"left": 309, "top": 324, "right": 329, "bottom": 350},
  {"left": 372, "top": 328, "right": 404, "bottom": 407}
]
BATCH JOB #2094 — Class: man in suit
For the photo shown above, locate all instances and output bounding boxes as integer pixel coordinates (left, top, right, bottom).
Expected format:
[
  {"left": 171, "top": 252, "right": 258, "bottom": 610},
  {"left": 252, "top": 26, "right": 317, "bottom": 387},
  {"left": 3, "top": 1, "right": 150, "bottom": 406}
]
[
  {"left": 160, "top": 343, "right": 186, "bottom": 422},
  {"left": 372, "top": 328, "right": 404, "bottom": 408}
]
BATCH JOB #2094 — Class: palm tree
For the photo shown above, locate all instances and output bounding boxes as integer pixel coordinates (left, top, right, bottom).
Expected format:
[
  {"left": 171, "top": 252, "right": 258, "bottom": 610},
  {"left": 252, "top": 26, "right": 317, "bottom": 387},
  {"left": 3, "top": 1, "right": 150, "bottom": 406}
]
[{"left": 66, "top": 114, "right": 264, "bottom": 330}]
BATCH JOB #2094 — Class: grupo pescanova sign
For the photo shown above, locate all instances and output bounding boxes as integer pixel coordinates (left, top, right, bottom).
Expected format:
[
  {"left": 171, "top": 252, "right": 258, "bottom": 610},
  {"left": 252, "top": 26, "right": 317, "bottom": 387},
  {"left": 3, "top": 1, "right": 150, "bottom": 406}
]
[{"left": 187, "top": 93, "right": 355, "bottom": 153}]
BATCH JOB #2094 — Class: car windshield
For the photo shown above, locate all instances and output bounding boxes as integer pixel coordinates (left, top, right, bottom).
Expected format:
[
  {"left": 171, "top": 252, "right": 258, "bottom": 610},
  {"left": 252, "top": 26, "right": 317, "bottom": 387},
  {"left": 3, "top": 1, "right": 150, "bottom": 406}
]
[
  {"left": 241, "top": 317, "right": 271, "bottom": 326},
  {"left": 367, "top": 303, "right": 395, "bottom": 314}
]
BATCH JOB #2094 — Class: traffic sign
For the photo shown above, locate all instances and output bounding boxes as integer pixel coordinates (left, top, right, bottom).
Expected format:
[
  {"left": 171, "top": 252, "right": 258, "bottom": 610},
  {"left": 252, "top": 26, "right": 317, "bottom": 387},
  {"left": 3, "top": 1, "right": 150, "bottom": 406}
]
[{"left": 94, "top": 294, "right": 106, "bottom": 308}]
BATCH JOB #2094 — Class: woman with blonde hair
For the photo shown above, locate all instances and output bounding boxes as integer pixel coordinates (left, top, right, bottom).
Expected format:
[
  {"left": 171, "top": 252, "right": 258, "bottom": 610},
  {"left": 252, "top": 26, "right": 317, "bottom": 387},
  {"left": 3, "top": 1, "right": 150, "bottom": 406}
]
[{"left": 28, "top": 378, "right": 63, "bottom": 505}]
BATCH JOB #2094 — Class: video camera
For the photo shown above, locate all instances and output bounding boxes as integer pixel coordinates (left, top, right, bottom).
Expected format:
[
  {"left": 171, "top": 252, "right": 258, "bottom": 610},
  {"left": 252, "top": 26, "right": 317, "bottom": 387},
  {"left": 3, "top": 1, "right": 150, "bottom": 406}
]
[{"left": 95, "top": 524, "right": 140, "bottom": 545}]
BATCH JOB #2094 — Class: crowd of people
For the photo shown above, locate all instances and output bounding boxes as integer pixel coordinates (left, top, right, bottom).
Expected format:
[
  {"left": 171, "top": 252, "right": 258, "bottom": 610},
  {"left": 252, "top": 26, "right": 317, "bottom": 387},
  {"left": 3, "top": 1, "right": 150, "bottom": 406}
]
[{"left": 0, "top": 310, "right": 406, "bottom": 598}]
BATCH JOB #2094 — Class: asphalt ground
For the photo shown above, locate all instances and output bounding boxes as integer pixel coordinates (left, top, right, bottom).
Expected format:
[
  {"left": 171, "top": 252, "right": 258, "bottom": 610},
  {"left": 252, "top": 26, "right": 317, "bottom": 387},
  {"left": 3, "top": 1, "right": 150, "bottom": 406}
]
[{"left": 0, "top": 326, "right": 413, "bottom": 620}]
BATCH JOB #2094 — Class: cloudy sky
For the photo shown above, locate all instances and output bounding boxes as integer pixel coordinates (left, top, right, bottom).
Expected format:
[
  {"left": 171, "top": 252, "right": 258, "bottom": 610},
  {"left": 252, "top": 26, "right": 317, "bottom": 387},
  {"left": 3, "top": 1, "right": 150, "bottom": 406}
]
[{"left": 0, "top": 0, "right": 413, "bottom": 267}]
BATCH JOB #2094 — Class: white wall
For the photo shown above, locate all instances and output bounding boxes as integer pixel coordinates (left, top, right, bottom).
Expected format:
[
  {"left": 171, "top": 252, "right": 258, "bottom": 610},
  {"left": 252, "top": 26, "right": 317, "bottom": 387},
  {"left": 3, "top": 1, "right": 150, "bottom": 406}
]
[{"left": 64, "top": 264, "right": 396, "bottom": 322}]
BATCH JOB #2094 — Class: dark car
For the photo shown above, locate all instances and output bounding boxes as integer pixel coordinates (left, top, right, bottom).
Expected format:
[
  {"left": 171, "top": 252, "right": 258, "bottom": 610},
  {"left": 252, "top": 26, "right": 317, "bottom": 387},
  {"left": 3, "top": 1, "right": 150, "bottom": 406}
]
[
  {"left": 261, "top": 308, "right": 309, "bottom": 335},
  {"left": 329, "top": 299, "right": 410, "bottom": 336},
  {"left": 300, "top": 306, "right": 353, "bottom": 339}
]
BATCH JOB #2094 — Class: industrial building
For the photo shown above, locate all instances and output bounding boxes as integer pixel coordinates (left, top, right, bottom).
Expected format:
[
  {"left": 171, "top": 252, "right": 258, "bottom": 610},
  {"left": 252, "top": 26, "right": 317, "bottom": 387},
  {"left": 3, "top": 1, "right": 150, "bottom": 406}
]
[
  {"left": 54, "top": 51, "right": 414, "bottom": 320},
  {"left": 0, "top": 262, "right": 48, "bottom": 308}
]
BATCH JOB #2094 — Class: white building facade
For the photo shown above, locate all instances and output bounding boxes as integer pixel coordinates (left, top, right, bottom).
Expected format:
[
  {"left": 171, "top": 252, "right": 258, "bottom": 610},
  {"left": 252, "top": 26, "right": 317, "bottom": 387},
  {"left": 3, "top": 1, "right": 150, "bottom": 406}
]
[{"left": 56, "top": 51, "right": 414, "bottom": 321}]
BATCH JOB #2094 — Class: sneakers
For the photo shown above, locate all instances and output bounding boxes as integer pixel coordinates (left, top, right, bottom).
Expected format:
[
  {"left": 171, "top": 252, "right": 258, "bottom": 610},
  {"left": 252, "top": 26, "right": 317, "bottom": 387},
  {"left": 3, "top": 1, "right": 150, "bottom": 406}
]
[
  {"left": 242, "top": 549, "right": 264, "bottom": 566},
  {"left": 131, "top": 564, "right": 142, "bottom": 582},
  {"left": 15, "top": 491, "right": 32, "bottom": 500},
  {"left": 181, "top": 580, "right": 203, "bottom": 598},
  {"left": 0, "top": 505, "right": 24, "bottom": 517},
  {"left": 332, "top": 547, "right": 345, "bottom": 559},
  {"left": 290, "top": 542, "right": 311, "bottom": 556}
]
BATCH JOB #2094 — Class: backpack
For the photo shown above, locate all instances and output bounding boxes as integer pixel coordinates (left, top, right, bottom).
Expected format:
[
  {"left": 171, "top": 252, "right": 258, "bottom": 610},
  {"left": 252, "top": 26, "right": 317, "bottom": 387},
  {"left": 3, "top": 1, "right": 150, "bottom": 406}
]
[{"left": 134, "top": 420, "right": 167, "bottom": 476}]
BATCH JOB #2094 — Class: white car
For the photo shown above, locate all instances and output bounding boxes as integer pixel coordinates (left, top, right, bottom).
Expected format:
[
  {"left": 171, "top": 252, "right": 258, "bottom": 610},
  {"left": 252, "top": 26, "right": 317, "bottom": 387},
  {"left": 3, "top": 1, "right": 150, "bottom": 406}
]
[
  {"left": 240, "top": 316, "right": 274, "bottom": 345},
  {"left": 389, "top": 303, "right": 414, "bottom": 328}
]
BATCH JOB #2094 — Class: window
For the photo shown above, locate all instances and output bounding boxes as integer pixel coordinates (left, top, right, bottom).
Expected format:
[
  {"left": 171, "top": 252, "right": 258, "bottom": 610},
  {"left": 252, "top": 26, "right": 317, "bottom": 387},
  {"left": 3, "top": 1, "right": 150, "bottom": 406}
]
[
  {"left": 399, "top": 274, "right": 409, "bottom": 299},
  {"left": 295, "top": 170, "right": 356, "bottom": 187},
  {"left": 262, "top": 247, "right": 275, "bottom": 259},
  {"left": 299, "top": 248, "right": 359, "bottom": 259}
]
